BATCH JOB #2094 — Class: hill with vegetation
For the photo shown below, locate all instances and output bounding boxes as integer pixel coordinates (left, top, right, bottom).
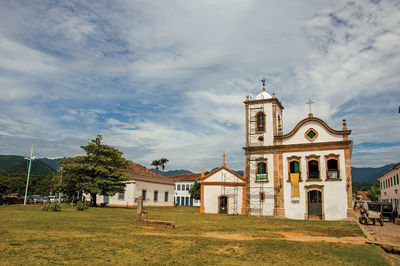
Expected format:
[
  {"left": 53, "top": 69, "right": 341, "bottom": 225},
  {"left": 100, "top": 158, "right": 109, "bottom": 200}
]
[{"left": 0, "top": 155, "right": 56, "bottom": 178}]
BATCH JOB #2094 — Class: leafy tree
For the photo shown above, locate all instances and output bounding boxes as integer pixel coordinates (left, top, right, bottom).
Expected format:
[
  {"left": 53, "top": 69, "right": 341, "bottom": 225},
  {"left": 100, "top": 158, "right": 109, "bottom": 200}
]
[
  {"left": 58, "top": 135, "right": 129, "bottom": 206},
  {"left": 151, "top": 158, "right": 169, "bottom": 171},
  {"left": 189, "top": 179, "right": 201, "bottom": 200},
  {"left": 367, "top": 179, "right": 381, "bottom": 202},
  {"left": 0, "top": 171, "right": 51, "bottom": 196}
]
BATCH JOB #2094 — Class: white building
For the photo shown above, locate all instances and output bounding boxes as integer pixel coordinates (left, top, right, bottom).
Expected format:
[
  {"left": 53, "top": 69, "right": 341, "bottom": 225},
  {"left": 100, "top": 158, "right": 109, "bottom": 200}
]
[
  {"left": 378, "top": 162, "right": 400, "bottom": 210},
  {"left": 201, "top": 84, "right": 353, "bottom": 220},
  {"left": 97, "top": 162, "right": 175, "bottom": 207},
  {"left": 243, "top": 84, "right": 354, "bottom": 220},
  {"left": 170, "top": 173, "right": 201, "bottom": 207},
  {"left": 200, "top": 156, "right": 246, "bottom": 215}
]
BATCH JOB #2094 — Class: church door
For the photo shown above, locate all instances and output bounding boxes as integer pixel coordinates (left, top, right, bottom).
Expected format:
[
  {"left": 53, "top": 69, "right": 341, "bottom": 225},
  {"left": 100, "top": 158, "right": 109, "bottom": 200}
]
[
  {"left": 219, "top": 196, "right": 228, "bottom": 214},
  {"left": 308, "top": 190, "right": 322, "bottom": 217}
]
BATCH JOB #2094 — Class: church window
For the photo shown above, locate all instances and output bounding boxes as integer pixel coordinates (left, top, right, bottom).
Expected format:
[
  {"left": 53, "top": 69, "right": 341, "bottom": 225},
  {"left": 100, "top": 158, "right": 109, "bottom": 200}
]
[
  {"left": 256, "top": 162, "right": 268, "bottom": 181},
  {"left": 256, "top": 112, "right": 266, "bottom": 132},
  {"left": 142, "top": 189, "right": 147, "bottom": 201},
  {"left": 306, "top": 155, "right": 320, "bottom": 180},
  {"left": 164, "top": 191, "right": 169, "bottom": 202},
  {"left": 259, "top": 192, "right": 265, "bottom": 202},
  {"left": 305, "top": 128, "right": 318, "bottom": 142},
  {"left": 287, "top": 156, "right": 302, "bottom": 182},
  {"left": 325, "top": 154, "right": 340, "bottom": 180},
  {"left": 118, "top": 191, "right": 125, "bottom": 201},
  {"left": 154, "top": 190, "right": 158, "bottom": 202}
]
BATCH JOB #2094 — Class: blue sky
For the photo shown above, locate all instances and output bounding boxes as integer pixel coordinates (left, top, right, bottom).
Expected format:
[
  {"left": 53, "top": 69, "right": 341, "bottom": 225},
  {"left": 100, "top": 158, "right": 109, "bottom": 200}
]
[{"left": 0, "top": 0, "right": 399, "bottom": 171}]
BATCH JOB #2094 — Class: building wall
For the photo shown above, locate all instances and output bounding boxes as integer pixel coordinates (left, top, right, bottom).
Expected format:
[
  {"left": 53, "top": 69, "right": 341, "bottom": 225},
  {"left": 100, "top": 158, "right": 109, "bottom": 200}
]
[
  {"left": 97, "top": 180, "right": 174, "bottom": 207},
  {"left": 203, "top": 185, "right": 244, "bottom": 215},
  {"left": 248, "top": 103, "right": 274, "bottom": 146},
  {"left": 282, "top": 121, "right": 343, "bottom": 145},
  {"left": 248, "top": 153, "right": 275, "bottom": 216},
  {"left": 202, "top": 169, "right": 245, "bottom": 215},
  {"left": 282, "top": 149, "right": 348, "bottom": 220},
  {"left": 175, "top": 180, "right": 200, "bottom": 207},
  {"left": 379, "top": 165, "right": 400, "bottom": 210}
]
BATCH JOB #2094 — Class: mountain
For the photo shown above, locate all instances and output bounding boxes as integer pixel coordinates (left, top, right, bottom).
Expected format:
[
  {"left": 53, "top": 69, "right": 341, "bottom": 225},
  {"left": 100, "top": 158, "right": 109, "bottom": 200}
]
[
  {"left": 150, "top": 169, "right": 193, "bottom": 176},
  {"left": 0, "top": 155, "right": 56, "bottom": 178},
  {"left": 351, "top": 164, "right": 394, "bottom": 183},
  {"left": 38, "top": 158, "right": 63, "bottom": 170}
]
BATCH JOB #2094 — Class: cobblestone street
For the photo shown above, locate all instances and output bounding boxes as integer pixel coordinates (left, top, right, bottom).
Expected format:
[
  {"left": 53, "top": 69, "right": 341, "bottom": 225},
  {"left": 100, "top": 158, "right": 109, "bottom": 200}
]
[{"left": 356, "top": 211, "right": 400, "bottom": 265}]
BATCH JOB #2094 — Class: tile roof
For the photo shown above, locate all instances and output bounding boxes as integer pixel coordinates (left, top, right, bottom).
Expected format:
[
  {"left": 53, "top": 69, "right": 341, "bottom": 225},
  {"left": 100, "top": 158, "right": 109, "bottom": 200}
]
[
  {"left": 169, "top": 173, "right": 201, "bottom": 181},
  {"left": 123, "top": 162, "right": 174, "bottom": 185}
]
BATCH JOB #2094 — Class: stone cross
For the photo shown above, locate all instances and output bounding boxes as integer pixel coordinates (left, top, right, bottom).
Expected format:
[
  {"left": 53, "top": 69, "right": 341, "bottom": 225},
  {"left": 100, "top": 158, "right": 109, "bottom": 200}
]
[{"left": 306, "top": 99, "right": 314, "bottom": 114}]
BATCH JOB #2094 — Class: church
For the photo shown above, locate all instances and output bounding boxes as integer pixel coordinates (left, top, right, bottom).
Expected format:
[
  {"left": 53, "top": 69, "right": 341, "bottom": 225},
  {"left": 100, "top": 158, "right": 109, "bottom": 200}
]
[{"left": 201, "top": 82, "right": 354, "bottom": 220}]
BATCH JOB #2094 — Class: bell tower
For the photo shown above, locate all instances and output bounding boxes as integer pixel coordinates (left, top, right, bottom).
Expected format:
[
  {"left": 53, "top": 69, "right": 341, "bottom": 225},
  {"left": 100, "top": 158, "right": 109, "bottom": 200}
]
[
  {"left": 243, "top": 80, "right": 285, "bottom": 216},
  {"left": 244, "top": 80, "right": 284, "bottom": 148}
]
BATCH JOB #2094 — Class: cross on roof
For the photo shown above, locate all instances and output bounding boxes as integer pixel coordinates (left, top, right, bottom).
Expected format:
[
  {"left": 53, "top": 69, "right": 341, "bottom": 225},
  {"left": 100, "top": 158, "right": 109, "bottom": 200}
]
[
  {"left": 221, "top": 152, "right": 227, "bottom": 167},
  {"left": 306, "top": 99, "right": 314, "bottom": 114}
]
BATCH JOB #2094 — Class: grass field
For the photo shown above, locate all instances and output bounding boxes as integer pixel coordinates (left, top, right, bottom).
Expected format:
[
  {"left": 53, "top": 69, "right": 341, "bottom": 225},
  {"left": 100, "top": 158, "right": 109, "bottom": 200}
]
[{"left": 0, "top": 205, "right": 390, "bottom": 265}]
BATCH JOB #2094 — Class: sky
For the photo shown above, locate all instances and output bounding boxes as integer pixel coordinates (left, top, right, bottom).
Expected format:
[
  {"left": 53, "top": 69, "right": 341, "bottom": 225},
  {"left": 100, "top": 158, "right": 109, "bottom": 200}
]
[{"left": 0, "top": 0, "right": 399, "bottom": 172}]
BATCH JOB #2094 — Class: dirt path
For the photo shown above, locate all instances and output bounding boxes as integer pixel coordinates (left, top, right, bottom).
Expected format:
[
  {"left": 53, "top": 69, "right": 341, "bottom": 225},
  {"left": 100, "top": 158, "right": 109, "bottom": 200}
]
[{"left": 135, "top": 230, "right": 366, "bottom": 244}]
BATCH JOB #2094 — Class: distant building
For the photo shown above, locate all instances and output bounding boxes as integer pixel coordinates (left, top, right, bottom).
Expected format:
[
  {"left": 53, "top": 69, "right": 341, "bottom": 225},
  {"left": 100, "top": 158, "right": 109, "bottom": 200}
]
[
  {"left": 97, "top": 162, "right": 175, "bottom": 207},
  {"left": 378, "top": 162, "right": 400, "bottom": 210},
  {"left": 169, "top": 173, "right": 201, "bottom": 207}
]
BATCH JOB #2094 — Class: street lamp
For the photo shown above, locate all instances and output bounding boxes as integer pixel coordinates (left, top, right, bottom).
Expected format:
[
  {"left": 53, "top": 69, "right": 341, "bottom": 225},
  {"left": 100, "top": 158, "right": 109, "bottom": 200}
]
[{"left": 24, "top": 145, "right": 35, "bottom": 205}]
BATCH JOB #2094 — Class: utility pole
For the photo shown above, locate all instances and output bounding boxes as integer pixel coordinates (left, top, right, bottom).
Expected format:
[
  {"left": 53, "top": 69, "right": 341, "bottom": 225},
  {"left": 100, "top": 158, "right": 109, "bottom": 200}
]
[{"left": 24, "top": 145, "right": 35, "bottom": 205}]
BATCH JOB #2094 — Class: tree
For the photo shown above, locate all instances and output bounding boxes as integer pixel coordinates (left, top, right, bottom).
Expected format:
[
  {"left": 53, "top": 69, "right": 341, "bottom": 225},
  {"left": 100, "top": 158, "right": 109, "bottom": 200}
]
[
  {"left": 58, "top": 135, "right": 129, "bottom": 206},
  {"left": 151, "top": 158, "right": 169, "bottom": 171},
  {"left": 189, "top": 179, "right": 201, "bottom": 200},
  {"left": 367, "top": 179, "right": 381, "bottom": 202}
]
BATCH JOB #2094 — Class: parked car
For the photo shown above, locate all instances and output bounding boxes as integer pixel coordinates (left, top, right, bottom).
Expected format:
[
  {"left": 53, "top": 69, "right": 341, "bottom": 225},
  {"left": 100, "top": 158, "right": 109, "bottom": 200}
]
[
  {"left": 381, "top": 202, "right": 393, "bottom": 221},
  {"left": 3, "top": 195, "right": 24, "bottom": 204},
  {"left": 42, "top": 196, "right": 50, "bottom": 204},
  {"left": 30, "top": 195, "right": 43, "bottom": 204},
  {"left": 60, "top": 196, "right": 69, "bottom": 203},
  {"left": 48, "top": 196, "right": 58, "bottom": 203}
]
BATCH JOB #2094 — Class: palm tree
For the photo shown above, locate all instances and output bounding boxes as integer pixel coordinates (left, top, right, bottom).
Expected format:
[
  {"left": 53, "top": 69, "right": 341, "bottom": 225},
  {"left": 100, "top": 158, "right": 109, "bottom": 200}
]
[{"left": 151, "top": 158, "right": 169, "bottom": 172}]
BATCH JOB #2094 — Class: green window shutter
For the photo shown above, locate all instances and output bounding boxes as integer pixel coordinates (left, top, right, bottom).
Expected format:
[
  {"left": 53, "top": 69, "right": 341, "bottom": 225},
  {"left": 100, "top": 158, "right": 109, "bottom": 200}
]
[{"left": 293, "top": 161, "right": 300, "bottom": 173}]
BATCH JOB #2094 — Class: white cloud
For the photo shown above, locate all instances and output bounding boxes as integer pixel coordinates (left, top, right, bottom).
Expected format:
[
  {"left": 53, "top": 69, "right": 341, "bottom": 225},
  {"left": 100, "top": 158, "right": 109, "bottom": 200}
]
[{"left": 0, "top": 0, "right": 399, "bottom": 171}]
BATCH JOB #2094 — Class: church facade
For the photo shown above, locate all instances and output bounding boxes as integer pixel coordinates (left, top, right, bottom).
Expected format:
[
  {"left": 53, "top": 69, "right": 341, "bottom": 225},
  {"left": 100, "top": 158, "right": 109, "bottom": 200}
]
[
  {"left": 243, "top": 85, "right": 354, "bottom": 220},
  {"left": 200, "top": 155, "right": 246, "bottom": 215}
]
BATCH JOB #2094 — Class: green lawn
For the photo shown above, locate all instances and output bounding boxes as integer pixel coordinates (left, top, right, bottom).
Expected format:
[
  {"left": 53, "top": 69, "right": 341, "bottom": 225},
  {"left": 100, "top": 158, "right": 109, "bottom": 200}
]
[{"left": 0, "top": 205, "right": 390, "bottom": 265}]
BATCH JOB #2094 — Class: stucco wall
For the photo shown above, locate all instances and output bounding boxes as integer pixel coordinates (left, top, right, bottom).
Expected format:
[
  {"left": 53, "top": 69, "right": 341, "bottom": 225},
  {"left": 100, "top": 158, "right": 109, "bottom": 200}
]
[
  {"left": 248, "top": 154, "right": 275, "bottom": 216},
  {"left": 282, "top": 150, "right": 348, "bottom": 220},
  {"left": 175, "top": 180, "right": 200, "bottom": 206},
  {"left": 97, "top": 180, "right": 174, "bottom": 207},
  {"left": 282, "top": 121, "right": 343, "bottom": 145}
]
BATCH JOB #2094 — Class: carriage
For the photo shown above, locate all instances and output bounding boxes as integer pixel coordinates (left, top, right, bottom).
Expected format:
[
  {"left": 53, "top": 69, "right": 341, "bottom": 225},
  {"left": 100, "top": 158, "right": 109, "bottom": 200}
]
[{"left": 359, "top": 202, "right": 384, "bottom": 226}]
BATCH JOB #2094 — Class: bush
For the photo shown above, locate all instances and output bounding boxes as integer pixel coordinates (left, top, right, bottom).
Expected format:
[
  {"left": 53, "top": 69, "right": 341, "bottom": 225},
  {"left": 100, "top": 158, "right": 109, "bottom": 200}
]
[
  {"left": 76, "top": 201, "right": 90, "bottom": 211},
  {"left": 42, "top": 202, "right": 61, "bottom": 212}
]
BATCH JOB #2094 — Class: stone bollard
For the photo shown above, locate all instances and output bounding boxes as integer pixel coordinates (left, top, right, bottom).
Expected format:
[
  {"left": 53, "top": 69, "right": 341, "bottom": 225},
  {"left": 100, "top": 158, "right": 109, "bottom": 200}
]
[{"left": 135, "top": 196, "right": 146, "bottom": 222}]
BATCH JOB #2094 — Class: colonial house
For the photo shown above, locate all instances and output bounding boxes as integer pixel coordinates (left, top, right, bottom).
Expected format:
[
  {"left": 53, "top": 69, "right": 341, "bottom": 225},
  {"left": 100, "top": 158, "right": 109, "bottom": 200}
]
[
  {"left": 378, "top": 162, "right": 400, "bottom": 210},
  {"left": 243, "top": 83, "right": 354, "bottom": 220},
  {"left": 200, "top": 154, "right": 246, "bottom": 215},
  {"left": 97, "top": 162, "right": 175, "bottom": 207},
  {"left": 169, "top": 173, "right": 201, "bottom": 207}
]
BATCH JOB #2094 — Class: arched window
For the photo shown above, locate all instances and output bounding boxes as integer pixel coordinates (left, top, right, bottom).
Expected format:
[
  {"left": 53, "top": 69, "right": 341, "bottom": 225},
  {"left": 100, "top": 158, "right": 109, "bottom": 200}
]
[
  {"left": 256, "top": 162, "right": 267, "bottom": 181},
  {"left": 327, "top": 158, "right": 339, "bottom": 179},
  {"left": 308, "top": 160, "right": 320, "bottom": 180},
  {"left": 256, "top": 112, "right": 265, "bottom": 132}
]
